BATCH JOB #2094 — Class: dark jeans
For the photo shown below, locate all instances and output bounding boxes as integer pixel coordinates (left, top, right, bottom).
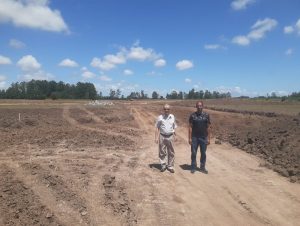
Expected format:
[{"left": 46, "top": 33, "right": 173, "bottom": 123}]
[{"left": 191, "top": 137, "right": 207, "bottom": 169}]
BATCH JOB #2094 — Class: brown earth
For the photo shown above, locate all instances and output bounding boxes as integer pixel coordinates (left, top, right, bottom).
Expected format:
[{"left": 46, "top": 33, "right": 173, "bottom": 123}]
[{"left": 0, "top": 100, "right": 299, "bottom": 226}]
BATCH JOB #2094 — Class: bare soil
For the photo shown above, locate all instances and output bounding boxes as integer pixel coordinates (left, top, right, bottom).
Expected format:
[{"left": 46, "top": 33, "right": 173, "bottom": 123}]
[{"left": 0, "top": 100, "right": 299, "bottom": 226}]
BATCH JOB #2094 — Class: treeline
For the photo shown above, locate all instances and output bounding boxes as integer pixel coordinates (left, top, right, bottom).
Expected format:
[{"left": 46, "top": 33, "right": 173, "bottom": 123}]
[
  {"left": 0, "top": 80, "right": 97, "bottom": 99},
  {"left": 1, "top": 79, "right": 299, "bottom": 100},
  {"left": 244, "top": 91, "right": 300, "bottom": 101},
  {"left": 165, "top": 88, "right": 231, "bottom": 99},
  {"left": 105, "top": 89, "right": 231, "bottom": 100}
]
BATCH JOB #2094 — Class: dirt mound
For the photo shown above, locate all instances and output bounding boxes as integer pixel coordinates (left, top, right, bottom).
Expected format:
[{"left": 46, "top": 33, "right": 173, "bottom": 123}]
[{"left": 211, "top": 112, "right": 300, "bottom": 182}]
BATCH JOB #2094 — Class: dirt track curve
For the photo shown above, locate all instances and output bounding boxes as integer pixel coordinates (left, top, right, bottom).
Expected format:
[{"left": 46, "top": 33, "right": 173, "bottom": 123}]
[{"left": 0, "top": 102, "right": 299, "bottom": 226}]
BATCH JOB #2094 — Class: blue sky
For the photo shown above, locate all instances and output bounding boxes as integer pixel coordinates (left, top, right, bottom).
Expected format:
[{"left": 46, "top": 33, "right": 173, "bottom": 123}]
[{"left": 0, "top": 0, "right": 299, "bottom": 97}]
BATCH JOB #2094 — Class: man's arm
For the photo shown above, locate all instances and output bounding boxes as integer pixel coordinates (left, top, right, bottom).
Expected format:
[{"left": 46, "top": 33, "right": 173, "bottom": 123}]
[
  {"left": 188, "top": 123, "right": 192, "bottom": 145},
  {"left": 155, "top": 127, "right": 159, "bottom": 143},
  {"left": 207, "top": 124, "right": 211, "bottom": 145}
]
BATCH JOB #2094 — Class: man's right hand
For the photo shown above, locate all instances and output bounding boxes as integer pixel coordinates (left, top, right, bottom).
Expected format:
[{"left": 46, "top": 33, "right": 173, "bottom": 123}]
[{"left": 188, "top": 138, "right": 192, "bottom": 145}]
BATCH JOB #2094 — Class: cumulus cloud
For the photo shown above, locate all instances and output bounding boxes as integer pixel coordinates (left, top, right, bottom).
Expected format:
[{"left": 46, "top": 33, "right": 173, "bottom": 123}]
[
  {"left": 9, "top": 39, "right": 26, "bottom": 49},
  {"left": 17, "top": 55, "right": 41, "bottom": 71},
  {"left": 82, "top": 71, "right": 95, "bottom": 79},
  {"left": 0, "top": 75, "right": 7, "bottom": 89},
  {"left": 285, "top": 48, "right": 293, "bottom": 56},
  {"left": 99, "top": 75, "right": 112, "bottom": 82},
  {"left": 59, "top": 58, "right": 79, "bottom": 67},
  {"left": 232, "top": 36, "right": 250, "bottom": 46},
  {"left": 20, "top": 70, "right": 53, "bottom": 81},
  {"left": 91, "top": 43, "right": 161, "bottom": 71},
  {"left": 232, "top": 18, "right": 277, "bottom": 46},
  {"left": 0, "top": 55, "right": 12, "bottom": 65},
  {"left": 154, "top": 59, "right": 166, "bottom": 67},
  {"left": 104, "top": 53, "right": 126, "bottom": 65},
  {"left": 231, "top": 0, "right": 256, "bottom": 10},
  {"left": 0, "top": 75, "right": 6, "bottom": 82},
  {"left": 90, "top": 57, "right": 115, "bottom": 71},
  {"left": 204, "top": 44, "right": 226, "bottom": 50},
  {"left": 284, "top": 26, "right": 294, "bottom": 34},
  {"left": 176, "top": 60, "right": 194, "bottom": 70},
  {"left": 80, "top": 67, "right": 95, "bottom": 79},
  {"left": 185, "top": 78, "right": 192, "bottom": 83},
  {"left": 0, "top": 0, "right": 69, "bottom": 32},
  {"left": 297, "top": 19, "right": 300, "bottom": 34},
  {"left": 127, "top": 46, "right": 160, "bottom": 61},
  {"left": 284, "top": 18, "right": 300, "bottom": 35},
  {"left": 124, "top": 69, "right": 133, "bottom": 75}
]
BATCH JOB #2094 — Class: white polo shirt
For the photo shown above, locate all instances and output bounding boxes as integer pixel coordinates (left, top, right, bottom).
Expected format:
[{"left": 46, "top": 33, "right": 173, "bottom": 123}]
[{"left": 155, "top": 114, "right": 177, "bottom": 135}]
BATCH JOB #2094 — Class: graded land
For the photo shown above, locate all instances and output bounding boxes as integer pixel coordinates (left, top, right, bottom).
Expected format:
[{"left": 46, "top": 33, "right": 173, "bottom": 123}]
[{"left": 0, "top": 99, "right": 299, "bottom": 226}]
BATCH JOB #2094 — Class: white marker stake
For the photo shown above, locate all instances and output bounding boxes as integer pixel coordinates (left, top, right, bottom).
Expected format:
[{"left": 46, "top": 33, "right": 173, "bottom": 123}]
[{"left": 19, "top": 113, "right": 21, "bottom": 122}]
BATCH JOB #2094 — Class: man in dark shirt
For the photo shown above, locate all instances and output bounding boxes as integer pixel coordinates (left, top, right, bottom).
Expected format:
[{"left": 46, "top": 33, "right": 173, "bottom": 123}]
[{"left": 188, "top": 101, "right": 211, "bottom": 174}]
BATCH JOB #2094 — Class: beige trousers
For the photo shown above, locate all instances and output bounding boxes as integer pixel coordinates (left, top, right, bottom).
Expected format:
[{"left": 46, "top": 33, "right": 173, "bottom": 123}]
[{"left": 159, "top": 134, "right": 175, "bottom": 169}]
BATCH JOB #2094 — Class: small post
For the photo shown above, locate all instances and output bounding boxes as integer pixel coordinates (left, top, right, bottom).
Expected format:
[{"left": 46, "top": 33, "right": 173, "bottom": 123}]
[{"left": 19, "top": 113, "right": 21, "bottom": 122}]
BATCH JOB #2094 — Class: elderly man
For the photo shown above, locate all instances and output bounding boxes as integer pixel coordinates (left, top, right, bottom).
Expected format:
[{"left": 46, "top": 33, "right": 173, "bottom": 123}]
[
  {"left": 155, "top": 104, "right": 177, "bottom": 173},
  {"left": 188, "top": 101, "right": 211, "bottom": 174}
]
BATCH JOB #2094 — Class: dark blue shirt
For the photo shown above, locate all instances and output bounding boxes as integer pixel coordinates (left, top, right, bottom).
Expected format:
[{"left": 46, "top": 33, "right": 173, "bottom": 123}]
[{"left": 189, "top": 111, "right": 211, "bottom": 138}]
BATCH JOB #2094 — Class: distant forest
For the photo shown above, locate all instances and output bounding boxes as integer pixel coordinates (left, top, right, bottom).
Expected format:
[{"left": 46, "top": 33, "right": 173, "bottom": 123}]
[{"left": 0, "top": 80, "right": 299, "bottom": 100}]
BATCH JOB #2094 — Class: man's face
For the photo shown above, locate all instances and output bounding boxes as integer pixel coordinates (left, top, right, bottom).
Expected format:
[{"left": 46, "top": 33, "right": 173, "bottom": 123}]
[
  {"left": 164, "top": 106, "right": 170, "bottom": 115},
  {"left": 196, "top": 102, "right": 203, "bottom": 111}
]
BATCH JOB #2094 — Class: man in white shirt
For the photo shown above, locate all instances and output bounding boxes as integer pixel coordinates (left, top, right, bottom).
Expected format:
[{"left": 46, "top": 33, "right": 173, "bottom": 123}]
[{"left": 155, "top": 104, "right": 177, "bottom": 173}]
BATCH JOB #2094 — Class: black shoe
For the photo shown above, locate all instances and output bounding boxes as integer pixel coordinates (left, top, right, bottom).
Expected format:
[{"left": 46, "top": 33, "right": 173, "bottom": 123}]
[
  {"left": 168, "top": 168, "right": 175, "bottom": 173},
  {"left": 191, "top": 168, "right": 196, "bottom": 174},
  {"left": 161, "top": 166, "right": 167, "bottom": 172},
  {"left": 199, "top": 167, "right": 208, "bottom": 174}
]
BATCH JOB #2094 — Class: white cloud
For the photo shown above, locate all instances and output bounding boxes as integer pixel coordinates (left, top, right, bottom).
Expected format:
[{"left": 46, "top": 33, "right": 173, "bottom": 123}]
[
  {"left": 204, "top": 44, "right": 227, "bottom": 50},
  {"left": 232, "top": 18, "right": 277, "bottom": 46},
  {"left": 127, "top": 46, "right": 159, "bottom": 61},
  {"left": 284, "top": 26, "right": 294, "bottom": 34},
  {"left": 248, "top": 18, "right": 278, "bottom": 40},
  {"left": 124, "top": 69, "right": 133, "bottom": 75},
  {"left": 0, "top": 75, "right": 6, "bottom": 82},
  {"left": 0, "top": 55, "right": 12, "bottom": 65},
  {"left": 176, "top": 60, "right": 194, "bottom": 70},
  {"left": 0, "top": 75, "right": 7, "bottom": 89},
  {"left": 232, "top": 36, "right": 250, "bottom": 46},
  {"left": 90, "top": 57, "right": 115, "bottom": 71},
  {"left": 82, "top": 71, "right": 95, "bottom": 79},
  {"left": 285, "top": 48, "right": 293, "bottom": 55},
  {"left": 9, "top": 39, "right": 26, "bottom": 49},
  {"left": 296, "top": 19, "right": 300, "bottom": 34},
  {"left": 20, "top": 70, "right": 54, "bottom": 81},
  {"left": 231, "top": 0, "right": 256, "bottom": 10},
  {"left": 59, "top": 58, "right": 78, "bottom": 67},
  {"left": 17, "top": 55, "right": 41, "bottom": 71},
  {"left": 99, "top": 75, "right": 112, "bottom": 82},
  {"left": 0, "top": 0, "right": 69, "bottom": 32},
  {"left": 154, "top": 59, "right": 166, "bottom": 67},
  {"left": 283, "top": 18, "right": 300, "bottom": 35},
  {"left": 91, "top": 43, "right": 161, "bottom": 71},
  {"left": 185, "top": 78, "right": 192, "bottom": 83},
  {"left": 104, "top": 53, "right": 126, "bottom": 65},
  {"left": 204, "top": 44, "right": 222, "bottom": 50}
]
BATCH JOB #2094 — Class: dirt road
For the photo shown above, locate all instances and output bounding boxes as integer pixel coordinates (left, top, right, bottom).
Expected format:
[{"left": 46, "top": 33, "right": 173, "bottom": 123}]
[{"left": 0, "top": 102, "right": 299, "bottom": 226}]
